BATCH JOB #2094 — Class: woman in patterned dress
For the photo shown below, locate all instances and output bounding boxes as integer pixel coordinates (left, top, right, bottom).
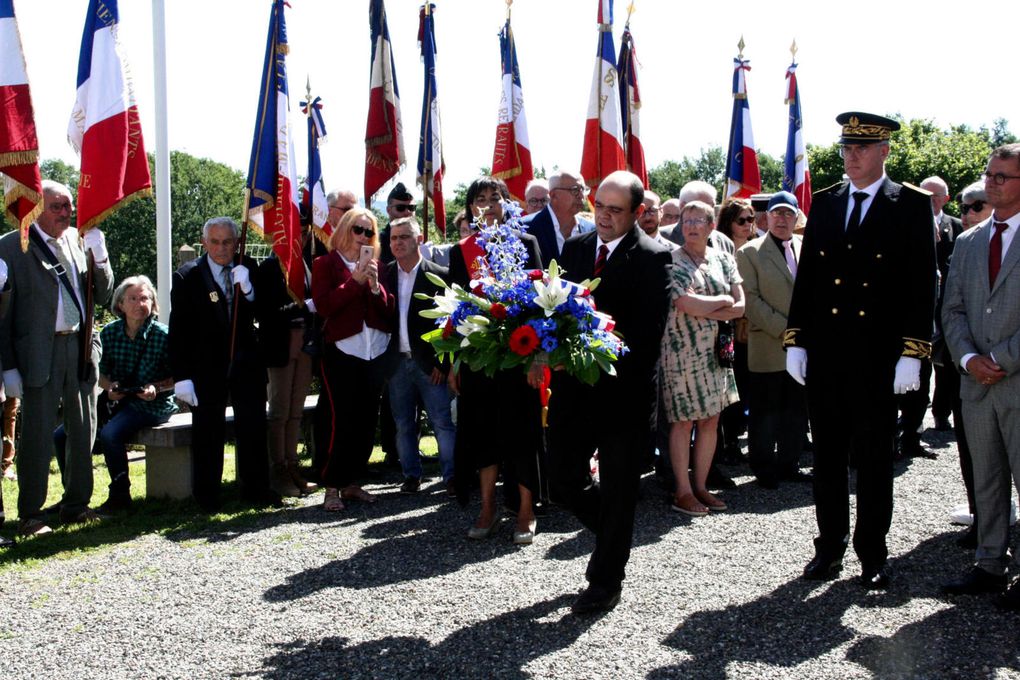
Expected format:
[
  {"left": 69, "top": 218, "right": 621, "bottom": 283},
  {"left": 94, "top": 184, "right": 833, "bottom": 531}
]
[{"left": 660, "top": 201, "right": 745, "bottom": 516}]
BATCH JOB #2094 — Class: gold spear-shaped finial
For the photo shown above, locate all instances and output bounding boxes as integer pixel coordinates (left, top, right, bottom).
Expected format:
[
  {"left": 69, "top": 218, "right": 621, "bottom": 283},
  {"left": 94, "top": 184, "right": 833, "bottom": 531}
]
[
  {"left": 790, "top": 39, "right": 798, "bottom": 60},
  {"left": 737, "top": 36, "right": 745, "bottom": 60},
  {"left": 626, "top": 2, "right": 636, "bottom": 27},
  {"left": 506, "top": 0, "right": 512, "bottom": 20}
]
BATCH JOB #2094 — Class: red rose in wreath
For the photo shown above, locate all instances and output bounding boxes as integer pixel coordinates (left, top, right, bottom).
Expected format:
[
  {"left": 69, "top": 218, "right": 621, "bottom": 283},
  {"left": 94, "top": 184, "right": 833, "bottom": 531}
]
[
  {"left": 442, "top": 318, "right": 454, "bottom": 339},
  {"left": 528, "top": 269, "right": 544, "bottom": 281},
  {"left": 489, "top": 302, "right": 507, "bottom": 320},
  {"left": 508, "top": 325, "right": 539, "bottom": 356}
]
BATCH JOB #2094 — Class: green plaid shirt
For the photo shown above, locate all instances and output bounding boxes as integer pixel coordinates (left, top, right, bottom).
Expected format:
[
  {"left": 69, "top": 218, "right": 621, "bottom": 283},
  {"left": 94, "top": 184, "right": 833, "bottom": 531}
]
[{"left": 99, "top": 316, "right": 177, "bottom": 417}]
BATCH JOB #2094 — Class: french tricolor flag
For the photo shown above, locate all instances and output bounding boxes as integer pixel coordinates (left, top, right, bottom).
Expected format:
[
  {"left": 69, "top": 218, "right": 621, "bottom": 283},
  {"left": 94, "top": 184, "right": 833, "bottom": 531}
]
[
  {"left": 724, "top": 56, "right": 761, "bottom": 200},
  {"left": 0, "top": 0, "right": 42, "bottom": 249},
  {"left": 301, "top": 93, "right": 331, "bottom": 245},
  {"left": 68, "top": 0, "right": 151, "bottom": 232},
  {"left": 490, "top": 17, "right": 533, "bottom": 204},
  {"left": 783, "top": 60, "right": 812, "bottom": 216},
  {"left": 245, "top": 0, "right": 303, "bottom": 301},
  {"left": 580, "top": 0, "right": 626, "bottom": 192},
  {"left": 617, "top": 24, "right": 647, "bottom": 188},
  {"left": 365, "top": 0, "right": 405, "bottom": 205}
]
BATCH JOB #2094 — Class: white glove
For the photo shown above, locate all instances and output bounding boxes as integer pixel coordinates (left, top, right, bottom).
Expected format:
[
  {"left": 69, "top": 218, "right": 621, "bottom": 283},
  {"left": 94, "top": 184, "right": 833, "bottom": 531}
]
[
  {"left": 230, "top": 265, "right": 252, "bottom": 295},
  {"left": 2, "top": 369, "right": 23, "bottom": 399},
  {"left": 0, "top": 257, "right": 8, "bottom": 289},
  {"left": 174, "top": 379, "right": 199, "bottom": 407},
  {"left": 893, "top": 356, "right": 922, "bottom": 394},
  {"left": 785, "top": 347, "right": 807, "bottom": 386},
  {"left": 82, "top": 229, "right": 108, "bottom": 263},
  {"left": 304, "top": 298, "right": 316, "bottom": 314}
]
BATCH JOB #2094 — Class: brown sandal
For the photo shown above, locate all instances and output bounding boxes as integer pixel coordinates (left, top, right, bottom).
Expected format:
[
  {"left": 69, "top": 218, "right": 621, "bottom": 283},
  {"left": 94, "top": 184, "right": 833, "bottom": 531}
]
[
  {"left": 671, "top": 493, "right": 709, "bottom": 517},
  {"left": 340, "top": 485, "right": 377, "bottom": 503},
  {"left": 323, "top": 488, "right": 345, "bottom": 512}
]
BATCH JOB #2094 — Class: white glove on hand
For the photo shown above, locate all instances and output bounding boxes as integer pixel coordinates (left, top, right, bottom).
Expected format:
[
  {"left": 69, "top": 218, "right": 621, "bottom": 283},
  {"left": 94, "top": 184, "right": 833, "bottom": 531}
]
[
  {"left": 3, "top": 369, "right": 23, "bottom": 399},
  {"left": 785, "top": 347, "right": 808, "bottom": 386},
  {"left": 82, "top": 229, "right": 108, "bottom": 263},
  {"left": 174, "top": 379, "right": 199, "bottom": 407},
  {"left": 304, "top": 298, "right": 316, "bottom": 314},
  {"left": 230, "top": 264, "right": 252, "bottom": 295},
  {"left": 893, "top": 356, "right": 922, "bottom": 394},
  {"left": 0, "top": 257, "right": 8, "bottom": 289}
]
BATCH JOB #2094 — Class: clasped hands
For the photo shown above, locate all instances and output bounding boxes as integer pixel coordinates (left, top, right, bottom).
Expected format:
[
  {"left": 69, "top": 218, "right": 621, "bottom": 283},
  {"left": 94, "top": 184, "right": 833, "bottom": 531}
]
[{"left": 966, "top": 354, "right": 1006, "bottom": 387}]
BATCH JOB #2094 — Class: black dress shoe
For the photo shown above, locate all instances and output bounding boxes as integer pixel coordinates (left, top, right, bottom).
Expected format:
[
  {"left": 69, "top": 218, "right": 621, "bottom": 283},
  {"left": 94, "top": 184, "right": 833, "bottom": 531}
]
[
  {"left": 571, "top": 585, "right": 622, "bottom": 615},
  {"left": 933, "top": 416, "right": 952, "bottom": 431},
  {"left": 782, "top": 470, "right": 814, "bottom": 484},
  {"left": 956, "top": 526, "right": 978, "bottom": 549},
  {"left": 995, "top": 578, "right": 1020, "bottom": 611},
  {"left": 756, "top": 476, "right": 779, "bottom": 490},
  {"left": 705, "top": 465, "right": 736, "bottom": 490},
  {"left": 941, "top": 566, "right": 1007, "bottom": 595},
  {"left": 860, "top": 564, "right": 890, "bottom": 589},
  {"left": 803, "top": 554, "right": 843, "bottom": 581}
]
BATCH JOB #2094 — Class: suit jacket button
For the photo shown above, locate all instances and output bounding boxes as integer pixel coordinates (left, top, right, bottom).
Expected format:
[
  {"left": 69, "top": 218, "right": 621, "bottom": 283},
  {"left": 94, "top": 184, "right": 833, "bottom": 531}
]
[
  {"left": 859, "top": 310, "right": 865, "bottom": 317},
  {"left": 987, "top": 308, "right": 993, "bottom": 313},
  {"left": 832, "top": 308, "right": 839, "bottom": 315},
  {"left": 819, "top": 250, "right": 825, "bottom": 256},
  {"left": 834, "top": 278, "right": 842, "bottom": 285},
  {"left": 876, "top": 253, "right": 882, "bottom": 259},
  {"left": 847, "top": 244, "right": 853, "bottom": 250},
  {"left": 862, "top": 282, "right": 869, "bottom": 288}
]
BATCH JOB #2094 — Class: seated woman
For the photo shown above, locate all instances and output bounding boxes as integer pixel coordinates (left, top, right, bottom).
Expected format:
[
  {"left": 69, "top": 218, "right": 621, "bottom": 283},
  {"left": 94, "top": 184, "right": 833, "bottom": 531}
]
[
  {"left": 97, "top": 275, "right": 177, "bottom": 513},
  {"left": 660, "top": 201, "right": 745, "bottom": 516},
  {"left": 313, "top": 208, "right": 394, "bottom": 512}
]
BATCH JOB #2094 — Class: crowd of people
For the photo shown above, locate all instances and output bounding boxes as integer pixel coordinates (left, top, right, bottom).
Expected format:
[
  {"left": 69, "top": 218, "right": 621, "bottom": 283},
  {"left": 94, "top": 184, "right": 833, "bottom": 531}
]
[{"left": 0, "top": 112, "right": 1018, "bottom": 616}]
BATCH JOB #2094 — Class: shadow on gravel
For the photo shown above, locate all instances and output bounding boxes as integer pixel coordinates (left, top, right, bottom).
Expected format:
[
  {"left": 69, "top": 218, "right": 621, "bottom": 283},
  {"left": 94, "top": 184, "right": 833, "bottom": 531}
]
[{"left": 258, "top": 593, "right": 593, "bottom": 679}]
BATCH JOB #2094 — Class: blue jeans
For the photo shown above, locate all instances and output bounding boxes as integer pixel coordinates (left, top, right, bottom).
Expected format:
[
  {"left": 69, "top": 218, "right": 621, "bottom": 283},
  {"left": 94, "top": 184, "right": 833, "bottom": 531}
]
[
  {"left": 388, "top": 357, "right": 455, "bottom": 482},
  {"left": 55, "top": 407, "right": 170, "bottom": 495}
]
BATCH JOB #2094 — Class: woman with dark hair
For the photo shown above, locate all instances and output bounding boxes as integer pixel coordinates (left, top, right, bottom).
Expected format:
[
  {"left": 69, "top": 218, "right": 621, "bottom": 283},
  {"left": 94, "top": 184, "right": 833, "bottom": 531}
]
[
  {"left": 312, "top": 208, "right": 395, "bottom": 512},
  {"left": 447, "top": 176, "right": 545, "bottom": 544}
]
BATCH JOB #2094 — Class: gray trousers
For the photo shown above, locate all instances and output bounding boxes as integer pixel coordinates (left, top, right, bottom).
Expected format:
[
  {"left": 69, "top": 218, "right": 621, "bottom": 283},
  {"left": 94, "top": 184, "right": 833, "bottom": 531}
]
[
  {"left": 17, "top": 333, "right": 98, "bottom": 519},
  {"left": 964, "top": 390, "right": 1020, "bottom": 575}
]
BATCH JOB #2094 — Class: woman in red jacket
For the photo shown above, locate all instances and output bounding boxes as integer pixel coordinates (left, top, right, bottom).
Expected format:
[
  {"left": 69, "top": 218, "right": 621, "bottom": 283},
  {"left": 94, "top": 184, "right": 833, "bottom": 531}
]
[{"left": 312, "top": 208, "right": 395, "bottom": 511}]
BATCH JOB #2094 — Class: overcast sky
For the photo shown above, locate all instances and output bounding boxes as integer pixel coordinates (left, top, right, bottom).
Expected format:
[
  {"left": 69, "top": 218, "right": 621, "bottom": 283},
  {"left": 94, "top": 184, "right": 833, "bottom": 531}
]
[{"left": 14, "top": 0, "right": 1020, "bottom": 200}]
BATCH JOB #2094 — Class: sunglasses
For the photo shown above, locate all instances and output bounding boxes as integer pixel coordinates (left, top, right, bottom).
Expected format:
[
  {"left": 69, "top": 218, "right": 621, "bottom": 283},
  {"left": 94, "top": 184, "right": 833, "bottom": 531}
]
[
  {"left": 351, "top": 225, "right": 376, "bottom": 237},
  {"left": 393, "top": 203, "right": 416, "bottom": 213},
  {"left": 734, "top": 216, "right": 755, "bottom": 226},
  {"left": 961, "top": 201, "right": 986, "bottom": 215}
]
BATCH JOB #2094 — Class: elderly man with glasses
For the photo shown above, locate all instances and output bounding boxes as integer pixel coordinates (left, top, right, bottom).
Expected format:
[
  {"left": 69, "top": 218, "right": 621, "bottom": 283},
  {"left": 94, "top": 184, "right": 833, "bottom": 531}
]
[
  {"left": 523, "top": 179, "right": 550, "bottom": 215},
  {"left": 521, "top": 170, "right": 596, "bottom": 268}
]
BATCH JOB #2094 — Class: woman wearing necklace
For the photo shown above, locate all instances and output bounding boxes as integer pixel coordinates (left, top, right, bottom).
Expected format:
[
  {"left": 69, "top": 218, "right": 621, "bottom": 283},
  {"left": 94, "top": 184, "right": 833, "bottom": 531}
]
[{"left": 660, "top": 201, "right": 745, "bottom": 517}]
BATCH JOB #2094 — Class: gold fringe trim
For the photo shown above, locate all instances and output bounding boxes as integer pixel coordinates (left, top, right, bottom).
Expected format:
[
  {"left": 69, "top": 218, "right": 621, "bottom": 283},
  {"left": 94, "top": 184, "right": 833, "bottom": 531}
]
[
  {"left": 902, "top": 337, "right": 932, "bottom": 360},
  {"left": 77, "top": 186, "right": 153, "bottom": 232},
  {"left": 2, "top": 177, "right": 43, "bottom": 252},
  {"left": 312, "top": 225, "right": 332, "bottom": 248},
  {"left": 0, "top": 149, "right": 39, "bottom": 167}
]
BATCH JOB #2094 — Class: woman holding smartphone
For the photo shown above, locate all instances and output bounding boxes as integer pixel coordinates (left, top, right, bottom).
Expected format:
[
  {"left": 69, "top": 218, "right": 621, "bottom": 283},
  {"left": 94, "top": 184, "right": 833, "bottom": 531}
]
[{"left": 312, "top": 208, "right": 395, "bottom": 512}]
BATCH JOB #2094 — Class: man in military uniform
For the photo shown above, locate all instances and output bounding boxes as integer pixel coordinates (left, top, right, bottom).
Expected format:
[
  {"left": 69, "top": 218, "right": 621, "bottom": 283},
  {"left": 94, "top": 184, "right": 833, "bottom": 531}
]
[{"left": 784, "top": 112, "right": 937, "bottom": 589}]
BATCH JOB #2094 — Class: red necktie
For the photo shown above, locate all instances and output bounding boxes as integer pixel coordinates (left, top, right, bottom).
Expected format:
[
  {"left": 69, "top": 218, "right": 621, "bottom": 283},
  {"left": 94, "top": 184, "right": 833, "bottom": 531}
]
[
  {"left": 989, "top": 222, "right": 1009, "bottom": 288},
  {"left": 594, "top": 244, "right": 609, "bottom": 276}
]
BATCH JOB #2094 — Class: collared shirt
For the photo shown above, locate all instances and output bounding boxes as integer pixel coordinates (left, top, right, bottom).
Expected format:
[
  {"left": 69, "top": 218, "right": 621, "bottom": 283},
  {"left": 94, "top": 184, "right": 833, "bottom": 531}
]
[
  {"left": 34, "top": 224, "right": 83, "bottom": 333},
  {"left": 596, "top": 232, "right": 627, "bottom": 266},
  {"left": 551, "top": 209, "right": 581, "bottom": 255},
  {"left": 397, "top": 257, "right": 421, "bottom": 353},
  {"left": 335, "top": 254, "right": 391, "bottom": 360},
  {"left": 207, "top": 258, "right": 255, "bottom": 302},
  {"left": 99, "top": 316, "right": 177, "bottom": 417},
  {"left": 844, "top": 175, "right": 886, "bottom": 229}
]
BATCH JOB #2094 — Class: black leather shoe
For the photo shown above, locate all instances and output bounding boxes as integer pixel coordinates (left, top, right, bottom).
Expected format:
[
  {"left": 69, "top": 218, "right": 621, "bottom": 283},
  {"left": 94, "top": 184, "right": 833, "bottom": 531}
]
[
  {"left": 782, "top": 470, "right": 814, "bottom": 484},
  {"left": 803, "top": 554, "right": 843, "bottom": 581},
  {"left": 995, "top": 578, "right": 1020, "bottom": 611},
  {"left": 933, "top": 416, "right": 952, "bottom": 431},
  {"left": 399, "top": 477, "right": 421, "bottom": 494},
  {"left": 571, "top": 585, "right": 622, "bottom": 615},
  {"left": 756, "top": 475, "right": 779, "bottom": 490},
  {"left": 941, "top": 566, "right": 1007, "bottom": 595},
  {"left": 860, "top": 564, "right": 890, "bottom": 589},
  {"left": 956, "top": 526, "right": 978, "bottom": 549},
  {"left": 705, "top": 465, "right": 736, "bottom": 490}
]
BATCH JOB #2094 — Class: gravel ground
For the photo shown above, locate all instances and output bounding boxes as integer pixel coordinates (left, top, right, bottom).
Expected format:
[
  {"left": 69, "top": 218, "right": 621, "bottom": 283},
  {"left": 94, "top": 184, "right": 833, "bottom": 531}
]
[{"left": 2, "top": 413, "right": 1020, "bottom": 680}]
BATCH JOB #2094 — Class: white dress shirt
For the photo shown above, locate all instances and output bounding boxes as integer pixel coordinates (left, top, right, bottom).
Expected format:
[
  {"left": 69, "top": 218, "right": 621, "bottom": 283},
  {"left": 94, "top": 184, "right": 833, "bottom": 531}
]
[
  {"left": 844, "top": 175, "right": 886, "bottom": 229},
  {"left": 551, "top": 209, "right": 582, "bottom": 255},
  {"left": 34, "top": 224, "right": 82, "bottom": 333},
  {"left": 397, "top": 258, "right": 421, "bottom": 353}
]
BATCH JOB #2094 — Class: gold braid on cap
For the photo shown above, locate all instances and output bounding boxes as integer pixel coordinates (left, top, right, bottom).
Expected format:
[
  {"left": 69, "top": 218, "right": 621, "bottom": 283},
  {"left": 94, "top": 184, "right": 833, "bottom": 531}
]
[
  {"left": 841, "top": 115, "right": 892, "bottom": 141},
  {"left": 902, "top": 337, "right": 932, "bottom": 360}
]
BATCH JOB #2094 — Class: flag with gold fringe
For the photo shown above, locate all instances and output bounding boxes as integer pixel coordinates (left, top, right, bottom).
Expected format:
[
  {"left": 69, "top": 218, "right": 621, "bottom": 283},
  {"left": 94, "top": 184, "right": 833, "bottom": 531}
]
[{"left": 491, "top": 14, "right": 533, "bottom": 203}]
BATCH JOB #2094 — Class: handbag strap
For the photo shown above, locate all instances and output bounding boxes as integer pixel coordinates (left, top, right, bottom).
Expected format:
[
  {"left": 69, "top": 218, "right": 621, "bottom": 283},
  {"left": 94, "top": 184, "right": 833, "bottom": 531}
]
[{"left": 28, "top": 227, "right": 86, "bottom": 324}]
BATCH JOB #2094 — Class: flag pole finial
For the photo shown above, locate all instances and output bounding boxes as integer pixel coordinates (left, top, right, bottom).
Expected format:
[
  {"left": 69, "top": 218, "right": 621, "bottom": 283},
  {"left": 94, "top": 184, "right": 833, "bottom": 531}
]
[
  {"left": 625, "top": 2, "right": 635, "bottom": 27},
  {"left": 306, "top": 75, "right": 311, "bottom": 101},
  {"left": 737, "top": 36, "right": 745, "bottom": 60},
  {"left": 790, "top": 39, "right": 798, "bottom": 60},
  {"left": 506, "top": 0, "right": 512, "bottom": 20}
]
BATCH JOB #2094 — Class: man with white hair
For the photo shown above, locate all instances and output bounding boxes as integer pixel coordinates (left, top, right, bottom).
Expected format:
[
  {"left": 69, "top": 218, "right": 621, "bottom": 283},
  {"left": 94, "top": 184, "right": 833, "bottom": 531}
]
[
  {"left": 523, "top": 179, "right": 550, "bottom": 215},
  {"left": 0, "top": 180, "right": 114, "bottom": 535},
  {"left": 521, "top": 170, "right": 596, "bottom": 267},
  {"left": 326, "top": 189, "right": 358, "bottom": 230},
  {"left": 662, "top": 180, "right": 735, "bottom": 253}
]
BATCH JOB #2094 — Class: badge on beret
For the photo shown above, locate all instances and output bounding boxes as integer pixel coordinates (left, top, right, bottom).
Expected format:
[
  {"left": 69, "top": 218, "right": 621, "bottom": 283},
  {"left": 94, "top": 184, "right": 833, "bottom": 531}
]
[{"left": 209, "top": 291, "right": 219, "bottom": 303}]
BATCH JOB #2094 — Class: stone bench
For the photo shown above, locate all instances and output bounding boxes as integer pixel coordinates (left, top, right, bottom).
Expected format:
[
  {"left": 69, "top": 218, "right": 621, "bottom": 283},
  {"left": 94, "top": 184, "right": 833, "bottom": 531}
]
[{"left": 128, "top": 394, "right": 320, "bottom": 500}]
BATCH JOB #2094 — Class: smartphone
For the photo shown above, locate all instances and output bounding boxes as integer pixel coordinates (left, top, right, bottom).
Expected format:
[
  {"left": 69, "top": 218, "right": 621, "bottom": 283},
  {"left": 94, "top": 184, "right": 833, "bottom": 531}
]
[{"left": 359, "top": 245, "right": 374, "bottom": 268}]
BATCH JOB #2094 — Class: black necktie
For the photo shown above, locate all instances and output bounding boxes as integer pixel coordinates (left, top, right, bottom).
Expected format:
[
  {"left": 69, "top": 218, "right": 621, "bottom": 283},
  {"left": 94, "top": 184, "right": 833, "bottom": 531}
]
[
  {"left": 594, "top": 244, "right": 609, "bottom": 276},
  {"left": 846, "top": 191, "right": 868, "bottom": 239},
  {"left": 989, "top": 221, "right": 1009, "bottom": 288}
]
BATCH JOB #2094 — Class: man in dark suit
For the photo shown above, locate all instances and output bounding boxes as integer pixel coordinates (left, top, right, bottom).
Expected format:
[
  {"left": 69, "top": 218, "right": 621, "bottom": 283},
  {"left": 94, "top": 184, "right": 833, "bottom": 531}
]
[
  {"left": 542, "top": 170, "right": 671, "bottom": 614},
  {"left": 520, "top": 171, "right": 595, "bottom": 268},
  {"left": 384, "top": 217, "right": 455, "bottom": 494},
  {"left": 168, "top": 217, "right": 277, "bottom": 512},
  {"left": 785, "top": 112, "right": 937, "bottom": 589}
]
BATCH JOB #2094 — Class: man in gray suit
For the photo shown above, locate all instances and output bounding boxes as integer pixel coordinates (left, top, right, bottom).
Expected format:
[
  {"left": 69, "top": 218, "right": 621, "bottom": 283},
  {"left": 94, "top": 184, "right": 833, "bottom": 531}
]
[
  {"left": 942, "top": 144, "right": 1020, "bottom": 609},
  {"left": 0, "top": 180, "right": 114, "bottom": 536}
]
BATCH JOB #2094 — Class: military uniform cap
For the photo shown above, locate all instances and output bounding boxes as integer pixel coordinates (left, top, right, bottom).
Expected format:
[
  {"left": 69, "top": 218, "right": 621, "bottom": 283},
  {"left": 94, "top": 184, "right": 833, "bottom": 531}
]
[
  {"left": 749, "top": 193, "right": 772, "bottom": 212},
  {"left": 836, "top": 112, "right": 900, "bottom": 144},
  {"left": 387, "top": 182, "right": 413, "bottom": 202}
]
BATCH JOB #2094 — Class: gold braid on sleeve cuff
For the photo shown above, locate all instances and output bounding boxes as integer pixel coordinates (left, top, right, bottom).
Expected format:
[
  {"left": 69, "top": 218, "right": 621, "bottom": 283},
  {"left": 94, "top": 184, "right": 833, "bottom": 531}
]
[
  {"left": 782, "top": 328, "right": 800, "bottom": 349},
  {"left": 902, "top": 338, "right": 932, "bottom": 360}
]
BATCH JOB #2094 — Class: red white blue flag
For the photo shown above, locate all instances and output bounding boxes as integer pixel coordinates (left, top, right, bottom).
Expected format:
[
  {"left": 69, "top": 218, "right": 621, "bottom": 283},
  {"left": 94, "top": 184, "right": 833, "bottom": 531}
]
[
  {"left": 0, "top": 0, "right": 42, "bottom": 249},
  {"left": 783, "top": 60, "right": 811, "bottom": 216},
  {"left": 617, "top": 24, "right": 646, "bottom": 188},
  {"left": 491, "top": 17, "right": 533, "bottom": 204},
  {"left": 301, "top": 91, "right": 331, "bottom": 245},
  {"left": 580, "top": 0, "right": 626, "bottom": 191},
  {"left": 365, "top": 0, "right": 405, "bottom": 205},
  {"left": 245, "top": 0, "right": 303, "bottom": 301},
  {"left": 416, "top": 3, "right": 445, "bottom": 237},
  {"left": 724, "top": 56, "right": 761, "bottom": 200},
  {"left": 68, "top": 0, "right": 151, "bottom": 232}
]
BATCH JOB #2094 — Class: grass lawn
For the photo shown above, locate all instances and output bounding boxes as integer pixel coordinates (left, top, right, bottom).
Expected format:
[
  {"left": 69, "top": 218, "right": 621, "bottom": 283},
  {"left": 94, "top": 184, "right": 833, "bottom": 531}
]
[{"left": 0, "top": 436, "right": 440, "bottom": 573}]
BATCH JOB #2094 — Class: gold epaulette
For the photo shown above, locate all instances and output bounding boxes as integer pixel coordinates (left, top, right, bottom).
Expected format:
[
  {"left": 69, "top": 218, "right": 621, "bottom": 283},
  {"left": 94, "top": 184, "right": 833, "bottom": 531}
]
[
  {"left": 902, "top": 337, "right": 932, "bottom": 360},
  {"left": 902, "top": 182, "right": 932, "bottom": 197},
  {"left": 813, "top": 182, "right": 842, "bottom": 196},
  {"left": 782, "top": 328, "right": 800, "bottom": 349}
]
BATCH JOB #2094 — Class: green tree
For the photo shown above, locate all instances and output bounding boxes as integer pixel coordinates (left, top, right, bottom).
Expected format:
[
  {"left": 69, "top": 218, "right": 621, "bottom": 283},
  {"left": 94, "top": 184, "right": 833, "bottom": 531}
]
[
  {"left": 757, "top": 151, "right": 784, "bottom": 193},
  {"left": 648, "top": 147, "right": 726, "bottom": 200}
]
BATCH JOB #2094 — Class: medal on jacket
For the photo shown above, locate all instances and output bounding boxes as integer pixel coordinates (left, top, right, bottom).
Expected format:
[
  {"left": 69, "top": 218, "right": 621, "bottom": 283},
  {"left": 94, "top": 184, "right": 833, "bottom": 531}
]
[{"left": 209, "top": 291, "right": 219, "bottom": 303}]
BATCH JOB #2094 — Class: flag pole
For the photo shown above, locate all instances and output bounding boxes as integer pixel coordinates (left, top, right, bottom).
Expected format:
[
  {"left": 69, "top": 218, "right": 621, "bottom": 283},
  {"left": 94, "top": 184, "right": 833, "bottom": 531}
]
[
  {"left": 421, "top": 1, "right": 432, "bottom": 242},
  {"left": 151, "top": 0, "right": 172, "bottom": 324}
]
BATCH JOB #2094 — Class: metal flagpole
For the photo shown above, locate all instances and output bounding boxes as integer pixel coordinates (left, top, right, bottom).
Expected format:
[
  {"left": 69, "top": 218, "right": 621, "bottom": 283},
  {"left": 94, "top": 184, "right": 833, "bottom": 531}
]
[{"left": 151, "top": 0, "right": 172, "bottom": 323}]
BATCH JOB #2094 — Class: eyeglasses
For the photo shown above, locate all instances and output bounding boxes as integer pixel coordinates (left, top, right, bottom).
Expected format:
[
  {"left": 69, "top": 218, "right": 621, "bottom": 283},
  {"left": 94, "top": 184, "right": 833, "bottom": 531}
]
[
  {"left": 526, "top": 197, "right": 549, "bottom": 206},
  {"left": 769, "top": 208, "right": 796, "bottom": 218},
  {"left": 682, "top": 217, "right": 711, "bottom": 227},
  {"left": 125, "top": 295, "right": 153, "bottom": 304},
  {"left": 645, "top": 206, "right": 661, "bottom": 214},
  {"left": 961, "top": 200, "right": 986, "bottom": 214},
  {"left": 351, "top": 225, "right": 376, "bottom": 237},
  {"left": 734, "top": 216, "right": 754, "bottom": 225},
  {"left": 552, "top": 186, "right": 589, "bottom": 197},
  {"left": 593, "top": 201, "right": 626, "bottom": 216},
  {"left": 393, "top": 203, "right": 416, "bottom": 213},
  {"left": 47, "top": 201, "right": 73, "bottom": 213},
  {"left": 328, "top": 204, "right": 350, "bottom": 212},
  {"left": 838, "top": 145, "right": 876, "bottom": 159},
  {"left": 983, "top": 172, "right": 1020, "bottom": 186}
]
